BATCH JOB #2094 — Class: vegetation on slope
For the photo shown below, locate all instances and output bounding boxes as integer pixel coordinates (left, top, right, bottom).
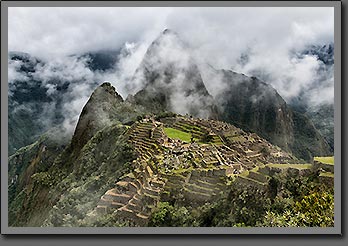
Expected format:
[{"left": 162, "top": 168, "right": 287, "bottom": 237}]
[
  {"left": 8, "top": 79, "right": 334, "bottom": 228},
  {"left": 149, "top": 172, "right": 334, "bottom": 227}
]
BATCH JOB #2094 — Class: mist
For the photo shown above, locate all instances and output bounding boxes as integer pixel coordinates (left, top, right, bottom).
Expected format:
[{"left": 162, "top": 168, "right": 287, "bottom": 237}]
[{"left": 8, "top": 7, "right": 335, "bottom": 136}]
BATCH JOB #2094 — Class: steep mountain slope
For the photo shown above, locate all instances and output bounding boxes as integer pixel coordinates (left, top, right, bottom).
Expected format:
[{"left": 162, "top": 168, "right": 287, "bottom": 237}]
[
  {"left": 89, "top": 115, "right": 301, "bottom": 226},
  {"left": 123, "top": 30, "right": 331, "bottom": 161},
  {"left": 130, "top": 29, "right": 217, "bottom": 119},
  {"left": 8, "top": 128, "right": 69, "bottom": 226},
  {"left": 8, "top": 82, "right": 333, "bottom": 227},
  {"left": 69, "top": 82, "right": 124, "bottom": 154},
  {"left": 214, "top": 69, "right": 294, "bottom": 151},
  {"left": 291, "top": 110, "right": 332, "bottom": 160},
  {"left": 288, "top": 44, "right": 334, "bottom": 150},
  {"left": 57, "top": 82, "right": 143, "bottom": 172},
  {"left": 9, "top": 32, "right": 332, "bottom": 162},
  {"left": 8, "top": 82, "right": 139, "bottom": 226},
  {"left": 212, "top": 68, "right": 331, "bottom": 161},
  {"left": 305, "top": 104, "right": 334, "bottom": 151},
  {"left": 8, "top": 31, "right": 334, "bottom": 227},
  {"left": 8, "top": 49, "right": 120, "bottom": 155}
]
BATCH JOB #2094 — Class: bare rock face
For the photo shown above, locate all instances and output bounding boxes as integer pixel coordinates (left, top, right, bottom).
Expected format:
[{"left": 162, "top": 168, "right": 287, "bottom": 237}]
[
  {"left": 131, "top": 29, "right": 218, "bottom": 119},
  {"left": 70, "top": 82, "right": 124, "bottom": 153}
]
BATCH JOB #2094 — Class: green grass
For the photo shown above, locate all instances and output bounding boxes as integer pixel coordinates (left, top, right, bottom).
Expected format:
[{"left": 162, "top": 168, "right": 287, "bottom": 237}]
[
  {"left": 319, "top": 172, "right": 334, "bottom": 178},
  {"left": 164, "top": 127, "right": 192, "bottom": 142},
  {"left": 266, "top": 163, "right": 312, "bottom": 169},
  {"left": 314, "top": 156, "right": 334, "bottom": 165}
]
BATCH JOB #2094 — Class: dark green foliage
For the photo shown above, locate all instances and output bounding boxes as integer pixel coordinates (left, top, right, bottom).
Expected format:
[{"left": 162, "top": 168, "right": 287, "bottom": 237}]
[
  {"left": 8, "top": 122, "right": 137, "bottom": 227},
  {"left": 8, "top": 78, "right": 334, "bottom": 227},
  {"left": 155, "top": 111, "right": 177, "bottom": 121},
  {"left": 201, "top": 132, "right": 214, "bottom": 143},
  {"left": 291, "top": 111, "right": 331, "bottom": 161},
  {"left": 9, "top": 37, "right": 334, "bottom": 228},
  {"left": 198, "top": 185, "right": 271, "bottom": 227},
  {"left": 155, "top": 172, "right": 334, "bottom": 227},
  {"left": 31, "top": 172, "right": 53, "bottom": 187},
  {"left": 256, "top": 172, "right": 334, "bottom": 227},
  {"left": 149, "top": 202, "right": 197, "bottom": 227},
  {"left": 8, "top": 104, "right": 44, "bottom": 155},
  {"left": 8, "top": 189, "right": 27, "bottom": 226},
  {"left": 136, "top": 115, "right": 144, "bottom": 121},
  {"left": 259, "top": 191, "right": 334, "bottom": 227},
  {"left": 8, "top": 130, "right": 69, "bottom": 226},
  {"left": 85, "top": 213, "right": 131, "bottom": 227},
  {"left": 43, "top": 125, "right": 136, "bottom": 227},
  {"left": 150, "top": 185, "right": 272, "bottom": 227}
]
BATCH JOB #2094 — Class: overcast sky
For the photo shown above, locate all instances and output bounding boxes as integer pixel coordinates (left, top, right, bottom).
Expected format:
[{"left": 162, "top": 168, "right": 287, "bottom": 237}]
[
  {"left": 9, "top": 7, "right": 334, "bottom": 60},
  {"left": 8, "top": 7, "right": 335, "bottom": 124},
  {"left": 8, "top": 6, "right": 335, "bottom": 136}
]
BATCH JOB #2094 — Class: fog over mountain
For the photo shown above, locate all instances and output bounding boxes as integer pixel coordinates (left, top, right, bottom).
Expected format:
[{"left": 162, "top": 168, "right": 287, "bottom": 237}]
[
  {"left": 8, "top": 7, "right": 334, "bottom": 154},
  {"left": 7, "top": 7, "right": 336, "bottom": 229}
]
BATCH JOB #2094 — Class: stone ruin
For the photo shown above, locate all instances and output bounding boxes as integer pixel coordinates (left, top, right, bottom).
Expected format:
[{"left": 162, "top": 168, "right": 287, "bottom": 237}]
[{"left": 93, "top": 115, "right": 304, "bottom": 226}]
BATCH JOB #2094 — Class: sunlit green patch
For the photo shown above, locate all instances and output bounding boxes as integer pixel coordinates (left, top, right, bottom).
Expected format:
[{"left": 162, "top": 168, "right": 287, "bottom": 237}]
[
  {"left": 314, "top": 156, "right": 334, "bottom": 165},
  {"left": 266, "top": 163, "right": 312, "bottom": 169},
  {"left": 319, "top": 172, "right": 334, "bottom": 178},
  {"left": 164, "top": 127, "right": 194, "bottom": 142}
]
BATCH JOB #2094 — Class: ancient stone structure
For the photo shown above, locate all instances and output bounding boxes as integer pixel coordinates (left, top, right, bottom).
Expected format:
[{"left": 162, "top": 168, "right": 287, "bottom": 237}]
[{"left": 95, "top": 116, "right": 330, "bottom": 226}]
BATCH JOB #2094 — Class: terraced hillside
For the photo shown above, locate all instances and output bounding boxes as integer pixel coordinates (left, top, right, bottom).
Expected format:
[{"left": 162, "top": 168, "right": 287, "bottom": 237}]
[
  {"left": 314, "top": 156, "right": 334, "bottom": 186},
  {"left": 92, "top": 115, "right": 307, "bottom": 226},
  {"left": 8, "top": 82, "right": 334, "bottom": 227},
  {"left": 96, "top": 120, "right": 166, "bottom": 226},
  {"left": 236, "top": 157, "right": 334, "bottom": 192}
]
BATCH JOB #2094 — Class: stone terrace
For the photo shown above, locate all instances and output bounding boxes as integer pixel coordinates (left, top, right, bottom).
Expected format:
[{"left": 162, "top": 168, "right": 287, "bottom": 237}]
[
  {"left": 95, "top": 115, "right": 309, "bottom": 225},
  {"left": 96, "top": 120, "right": 166, "bottom": 226}
]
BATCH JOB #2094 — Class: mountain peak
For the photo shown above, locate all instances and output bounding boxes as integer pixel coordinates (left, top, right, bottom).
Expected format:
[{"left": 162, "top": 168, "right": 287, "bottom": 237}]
[
  {"left": 162, "top": 28, "right": 171, "bottom": 34},
  {"left": 70, "top": 82, "right": 123, "bottom": 153},
  {"left": 161, "top": 28, "right": 177, "bottom": 36},
  {"left": 151, "top": 29, "right": 186, "bottom": 50},
  {"left": 130, "top": 30, "right": 217, "bottom": 119}
]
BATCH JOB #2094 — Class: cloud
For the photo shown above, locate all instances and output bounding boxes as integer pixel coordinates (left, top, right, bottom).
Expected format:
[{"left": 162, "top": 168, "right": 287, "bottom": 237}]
[
  {"left": 8, "top": 54, "right": 99, "bottom": 136},
  {"left": 237, "top": 53, "right": 321, "bottom": 100},
  {"left": 8, "top": 60, "right": 30, "bottom": 84},
  {"left": 32, "top": 56, "right": 95, "bottom": 84},
  {"left": 8, "top": 7, "right": 171, "bottom": 59},
  {"left": 8, "top": 7, "right": 334, "bottom": 64},
  {"left": 125, "top": 30, "right": 216, "bottom": 118},
  {"left": 111, "top": 41, "right": 150, "bottom": 97},
  {"left": 8, "top": 6, "right": 335, "bottom": 135}
]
